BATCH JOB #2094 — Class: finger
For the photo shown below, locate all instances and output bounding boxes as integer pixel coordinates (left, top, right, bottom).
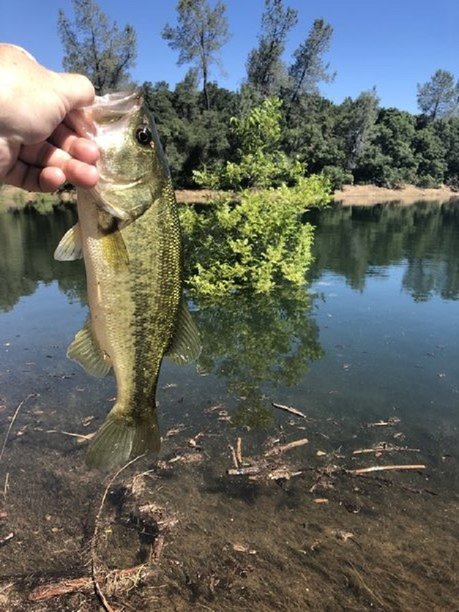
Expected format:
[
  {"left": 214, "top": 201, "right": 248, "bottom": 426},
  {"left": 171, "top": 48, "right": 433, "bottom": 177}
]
[
  {"left": 57, "top": 73, "right": 95, "bottom": 111},
  {"left": 50, "top": 123, "right": 100, "bottom": 164},
  {"left": 4, "top": 160, "right": 65, "bottom": 192},
  {"left": 19, "top": 141, "right": 71, "bottom": 170},
  {"left": 63, "top": 158, "right": 99, "bottom": 188}
]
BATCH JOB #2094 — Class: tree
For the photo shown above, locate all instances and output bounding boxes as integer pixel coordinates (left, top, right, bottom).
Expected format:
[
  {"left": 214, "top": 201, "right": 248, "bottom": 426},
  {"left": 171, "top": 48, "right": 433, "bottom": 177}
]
[
  {"left": 246, "top": 0, "right": 298, "bottom": 97},
  {"left": 336, "top": 89, "right": 379, "bottom": 171},
  {"left": 288, "top": 18, "right": 335, "bottom": 104},
  {"left": 58, "top": 0, "right": 137, "bottom": 95},
  {"left": 193, "top": 97, "right": 304, "bottom": 189},
  {"left": 417, "top": 69, "right": 459, "bottom": 120},
  {"left": 162, "top": 0, "right": 230, "bottom": 110},
  {"left": 355, "top": 109, "right": 418, "bottom": 187}
]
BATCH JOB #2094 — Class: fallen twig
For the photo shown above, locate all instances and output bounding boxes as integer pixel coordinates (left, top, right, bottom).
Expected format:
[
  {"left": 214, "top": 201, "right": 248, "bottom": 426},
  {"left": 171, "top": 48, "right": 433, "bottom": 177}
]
[
  {"left": 56, "top": 430, "right": 95, "bottom": 443},
  {"left": 0, "top": 394, "right": 36, "bottom": 461},
  {"left": 347, "top": 464, "right": 426, "bottom": 475},
  {"left": 271, "top": 402, "right": 308, "bottom": 419},
  {"left": 352, "top": 444, "right": 420, "bottom": 455},
  {"left": 265, "top": 438, "right": 309, "bottom": 457},
  {"left": 236, "top": 437, "right": 243, "bottom": 466},
  {"left": 267, "top": 468, "right": 303, "bottom": 481},
  {"left": 29, "top": 576, "right": 91, "bottom": 601},
  {"left": 0, "top": 532, "right": 14, "bottom": 547},
  {"left": 228, "top": 444, "right": 239, "bottom": 469},
  {"left": 227, "top": 466, "right": 261, "bottom": 476},
  {"left": 2, "top": 472, "right": 9, "bottom": 501},
  {"left": 366, "top": 417, "right": 400, "bottom": 428}
]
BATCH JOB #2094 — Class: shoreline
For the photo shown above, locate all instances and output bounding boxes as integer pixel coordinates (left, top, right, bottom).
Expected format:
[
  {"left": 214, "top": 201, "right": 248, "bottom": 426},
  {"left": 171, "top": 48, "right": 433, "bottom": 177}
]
[
  {"left": 332, "top": 184, "right": 458, "bottom": 206},
  {"left": 1, "top": 184, "right": 458, "bottom": 211}
]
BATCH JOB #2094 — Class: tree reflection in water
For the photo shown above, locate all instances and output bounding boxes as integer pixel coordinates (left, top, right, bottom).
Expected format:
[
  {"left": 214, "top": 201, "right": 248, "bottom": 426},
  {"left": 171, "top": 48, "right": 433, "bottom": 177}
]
[{"left": 194, "top": 287, "right": 323, "bottom": 428}]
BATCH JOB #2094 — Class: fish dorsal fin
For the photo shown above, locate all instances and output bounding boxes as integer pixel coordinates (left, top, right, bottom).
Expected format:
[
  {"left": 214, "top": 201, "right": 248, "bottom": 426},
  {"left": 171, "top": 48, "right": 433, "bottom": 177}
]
[
  {"left": 166, "top": 300, "right": 201, "bottom": 364},
  {"left": 54, "top": 223, "right": 83, "bottom": 261},
  {"left": 67, "top": 318, "right": 112, "bottom": 377}
]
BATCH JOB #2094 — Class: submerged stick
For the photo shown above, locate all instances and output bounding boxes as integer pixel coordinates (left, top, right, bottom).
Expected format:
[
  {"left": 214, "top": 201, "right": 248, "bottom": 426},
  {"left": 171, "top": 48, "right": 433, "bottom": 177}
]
[
  {"left": 227, "top": 466, "right": 261, "bottom": 476},
  {"left": 265, "top": 438, "right": 309, "bottom": 457},
  {"left": 236, "top": 437, "right": 243, "bottom": 466},
  {"left": 0, "top": 532, "right": 13, "bottom": 547},
  {"left": 347, "top": 464, "right": 426, "bottom": 475},
  {"left": 30, "top": 576, "right": 92, "bottom": 601},
  {"left": 352, "top": 446, "right": 420, "bottom": 455},
  {"left": 271, "top": 402, "right": 307, "bottom": 419},
  {"left": 0, "top": 394, "right": 36, "bottom": 461},
  {"left": 228, "top": 444, "right": 239, "bottom": 469},
  {"left": 58, "top": 430, "right": 96, "bottom": 443}
]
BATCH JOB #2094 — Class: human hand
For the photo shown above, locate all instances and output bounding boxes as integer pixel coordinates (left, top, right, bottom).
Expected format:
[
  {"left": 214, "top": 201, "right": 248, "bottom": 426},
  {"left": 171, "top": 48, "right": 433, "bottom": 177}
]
[{"left": 0, "top": 43, "right": 99, "bottom": 192}]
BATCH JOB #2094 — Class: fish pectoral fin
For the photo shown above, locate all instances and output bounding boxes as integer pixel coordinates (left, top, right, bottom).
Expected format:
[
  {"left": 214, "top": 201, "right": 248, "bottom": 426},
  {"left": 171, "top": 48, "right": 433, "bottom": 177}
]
[
  {"left": 67, "top": 318, "right": 112, "bottom": 377},
  {"left": 86, "top": 409, "right": 160, "bottom": 470},
  {"left": 54, "top": 223, "right": 83, "bottom": 261},
  {"left": 166, "top": 300, "right": 201, "bottom": 365}
]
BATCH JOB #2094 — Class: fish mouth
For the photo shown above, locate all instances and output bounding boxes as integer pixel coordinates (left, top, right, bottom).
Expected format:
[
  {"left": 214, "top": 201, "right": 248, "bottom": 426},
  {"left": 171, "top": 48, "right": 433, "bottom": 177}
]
[{"left": 91, "top": 89, "right": 143, "bottom": 121}]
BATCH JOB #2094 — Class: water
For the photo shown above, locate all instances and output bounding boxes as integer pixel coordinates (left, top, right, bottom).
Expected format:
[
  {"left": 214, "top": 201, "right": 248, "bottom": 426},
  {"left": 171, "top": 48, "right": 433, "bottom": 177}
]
[{"left": 0, "top": 202, "right": 457, "bottom": 610}]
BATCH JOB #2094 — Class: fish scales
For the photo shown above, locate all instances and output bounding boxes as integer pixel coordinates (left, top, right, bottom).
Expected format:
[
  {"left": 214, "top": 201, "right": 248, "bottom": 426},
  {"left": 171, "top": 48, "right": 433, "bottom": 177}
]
[{"left": 55, "top": 90, "right": 200, "bottom": 469}]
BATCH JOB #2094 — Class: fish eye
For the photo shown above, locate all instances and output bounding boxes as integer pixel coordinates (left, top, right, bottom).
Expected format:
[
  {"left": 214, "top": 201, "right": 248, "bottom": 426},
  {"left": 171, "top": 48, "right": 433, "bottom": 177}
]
[{"left": 135, "top": 126, "right": 153, "bottom": 146}]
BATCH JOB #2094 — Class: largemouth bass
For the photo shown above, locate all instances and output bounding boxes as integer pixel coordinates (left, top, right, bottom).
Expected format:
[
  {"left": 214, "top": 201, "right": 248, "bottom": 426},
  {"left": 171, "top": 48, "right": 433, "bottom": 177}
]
[{"left": 55, "top": 90, "right": 200, "bottom": 470}]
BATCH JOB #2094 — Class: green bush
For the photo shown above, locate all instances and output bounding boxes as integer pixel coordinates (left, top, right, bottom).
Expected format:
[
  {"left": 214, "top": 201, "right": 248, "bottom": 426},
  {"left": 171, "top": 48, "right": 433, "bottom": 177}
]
[
  {"left": 193, "top": 97, "right": 305, "bottom": 190},
  {"left": 180, "top": 175, "right": 331, "bottom": 297}
]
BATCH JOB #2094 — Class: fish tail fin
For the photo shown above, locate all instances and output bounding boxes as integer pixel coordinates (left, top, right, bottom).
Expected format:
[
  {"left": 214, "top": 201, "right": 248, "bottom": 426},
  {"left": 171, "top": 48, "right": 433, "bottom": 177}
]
[{"left": 85, "top": 408, "right": 160, "bottom": 471}]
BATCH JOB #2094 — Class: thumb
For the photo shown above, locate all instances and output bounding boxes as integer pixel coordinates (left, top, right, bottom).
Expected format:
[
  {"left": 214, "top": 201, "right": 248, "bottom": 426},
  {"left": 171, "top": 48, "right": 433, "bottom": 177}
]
[{"left": 58, "top": 72, "right": 96, "bottom": 111}]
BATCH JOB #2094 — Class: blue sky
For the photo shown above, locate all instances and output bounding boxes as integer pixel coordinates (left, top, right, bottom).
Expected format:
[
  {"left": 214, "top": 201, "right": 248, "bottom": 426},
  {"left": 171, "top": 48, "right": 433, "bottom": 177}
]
[{"left": 2, "top": 0, "right": 458, "bottom": 113}]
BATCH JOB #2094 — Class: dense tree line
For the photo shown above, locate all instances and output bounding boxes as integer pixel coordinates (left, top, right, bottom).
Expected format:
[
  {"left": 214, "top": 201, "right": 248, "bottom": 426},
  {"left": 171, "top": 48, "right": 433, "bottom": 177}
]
[{"left": 59, "top": 0, "right": 459, "bottom": 190}]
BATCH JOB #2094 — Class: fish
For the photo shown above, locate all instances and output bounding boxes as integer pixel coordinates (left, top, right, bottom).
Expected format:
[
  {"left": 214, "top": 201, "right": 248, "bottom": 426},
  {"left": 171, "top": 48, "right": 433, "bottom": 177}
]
[{"left": 54, "top": 90, "right": 200, "bottom": 470}]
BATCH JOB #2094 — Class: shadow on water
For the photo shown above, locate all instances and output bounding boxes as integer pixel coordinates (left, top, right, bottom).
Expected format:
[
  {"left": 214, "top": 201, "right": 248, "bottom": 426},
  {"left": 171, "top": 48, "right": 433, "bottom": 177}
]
[{"left": 0, "top": 202, "right": 457, "bottom": 610}]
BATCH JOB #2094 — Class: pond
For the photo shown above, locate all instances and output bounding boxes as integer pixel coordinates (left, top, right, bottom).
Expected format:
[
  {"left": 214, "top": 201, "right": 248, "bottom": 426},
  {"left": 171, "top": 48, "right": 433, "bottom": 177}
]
[{"left": 0, "top": 201, "right": 457, "bottom": 610}]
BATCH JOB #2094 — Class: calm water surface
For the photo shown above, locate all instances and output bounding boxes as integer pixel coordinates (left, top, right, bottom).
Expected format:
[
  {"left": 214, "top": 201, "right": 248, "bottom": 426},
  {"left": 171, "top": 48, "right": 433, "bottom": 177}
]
[{"left": 0, "top": 202, "right": 457, "bottom": 610}]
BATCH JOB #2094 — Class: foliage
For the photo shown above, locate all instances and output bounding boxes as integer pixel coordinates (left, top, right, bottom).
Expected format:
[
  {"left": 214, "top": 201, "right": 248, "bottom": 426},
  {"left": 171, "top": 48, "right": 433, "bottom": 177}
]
[
  {"left": 355, "top": 109, "right": 418, "bottom": 188},
  {"left": 58, "top": 0, "right": 136, "bottom": 94},
  {"left": 180, "top": 175, "right": 331, "bottom": 297},
  {"left": 246, "top": 0, "right": 298, "bottom": 97},
  {"left": 193, "top": 97, "right": 303, "bottom": 189},
  {"left": 56, "top": 2, "right": 459, "bottom": 188},
  {"left": 288, "top": 18, "right": 335, "bottom": 104},
  {"left": 417, "top": 69, "right": 459, "bottom": 120},
  {"left": 162, "top": 0, "right": 230, "bottom": 110}
]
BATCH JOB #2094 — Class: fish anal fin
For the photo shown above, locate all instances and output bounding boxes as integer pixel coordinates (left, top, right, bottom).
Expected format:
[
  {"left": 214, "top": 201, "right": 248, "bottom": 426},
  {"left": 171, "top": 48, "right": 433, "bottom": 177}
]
[
  {"left": 54, "top": 223, "right": 83, "bottom": 261},
  {"left": 86, "top": 409, "right": 160, "bottom": 470},
  {"left": 67, "top": 318, "right": 112, "bottom": 377},
  {"left": 166, "top": 300, "right": 201, "bottom": 365}
]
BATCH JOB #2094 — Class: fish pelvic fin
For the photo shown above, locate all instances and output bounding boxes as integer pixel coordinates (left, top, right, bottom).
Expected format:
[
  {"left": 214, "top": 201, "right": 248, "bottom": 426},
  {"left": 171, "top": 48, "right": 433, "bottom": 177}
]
[
  {"left": 166, "top": 299, "right": 201, "bottom": 365},
  {"left": 54, "top": 223, "right": 83, "bottom": 261},
  {"left": 85, "top": 408, "right": 160, "bottom": 471},
  {"left": 67, "top": 318, "right": 112, "bottom": 377}
]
